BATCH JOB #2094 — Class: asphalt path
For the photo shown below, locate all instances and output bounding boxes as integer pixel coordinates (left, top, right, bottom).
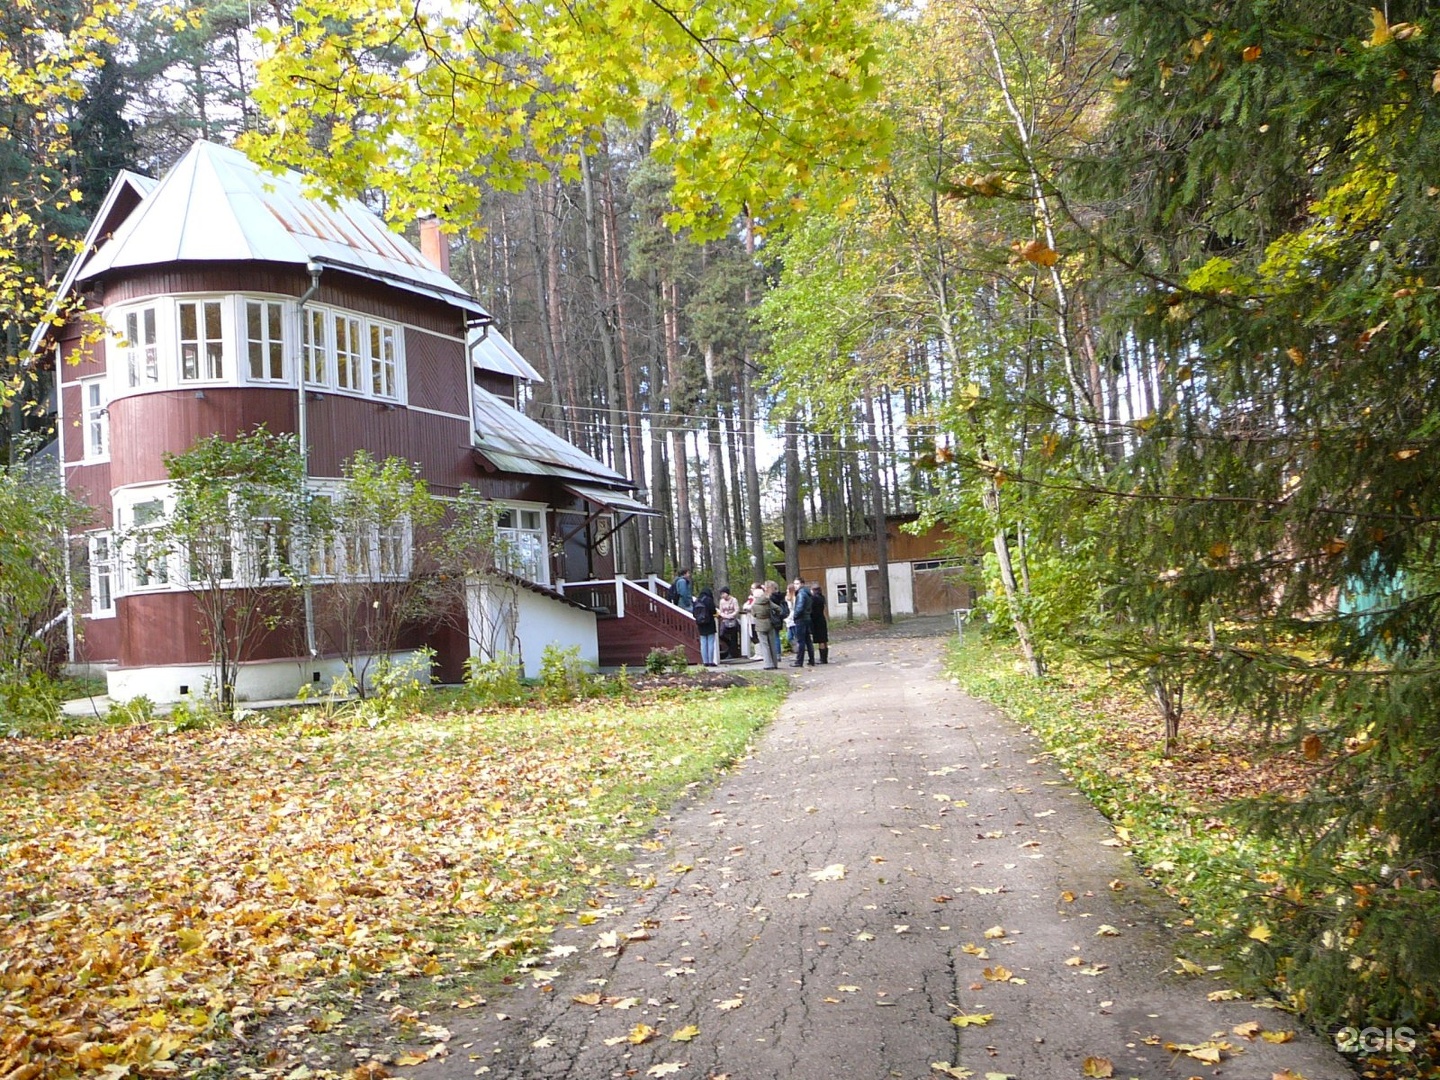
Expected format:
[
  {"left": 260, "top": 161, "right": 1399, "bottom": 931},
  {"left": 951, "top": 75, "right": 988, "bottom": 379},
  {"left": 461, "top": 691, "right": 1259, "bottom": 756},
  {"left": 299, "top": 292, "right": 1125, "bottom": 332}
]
[{"left": 412, "top": 621, "right": 1353, "bottom": 1080}]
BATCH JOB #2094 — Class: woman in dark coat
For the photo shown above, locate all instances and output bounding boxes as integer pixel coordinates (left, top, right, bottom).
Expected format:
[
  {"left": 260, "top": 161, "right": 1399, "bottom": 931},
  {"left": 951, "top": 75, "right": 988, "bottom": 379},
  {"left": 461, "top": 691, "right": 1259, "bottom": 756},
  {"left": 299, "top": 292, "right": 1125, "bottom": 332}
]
[{"left": 809, "top": 579, "right": 830, "bottom": 664}]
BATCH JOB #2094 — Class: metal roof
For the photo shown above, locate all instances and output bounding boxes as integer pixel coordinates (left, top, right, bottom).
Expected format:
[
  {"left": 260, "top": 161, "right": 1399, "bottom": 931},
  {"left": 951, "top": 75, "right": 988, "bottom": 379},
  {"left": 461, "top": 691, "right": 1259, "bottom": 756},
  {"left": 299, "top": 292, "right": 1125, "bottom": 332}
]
[
  {"left": 472, "top": 385, "right": 631, "bottom": 487},
  {"left": 469, "top": 326, "right": 545, "bottom": 383},
  {"left": 563, "top": 482, "right": 660, "bottom": 518},
  {"left": 77, "top": 140, "right": 487, "bottom": 316}
]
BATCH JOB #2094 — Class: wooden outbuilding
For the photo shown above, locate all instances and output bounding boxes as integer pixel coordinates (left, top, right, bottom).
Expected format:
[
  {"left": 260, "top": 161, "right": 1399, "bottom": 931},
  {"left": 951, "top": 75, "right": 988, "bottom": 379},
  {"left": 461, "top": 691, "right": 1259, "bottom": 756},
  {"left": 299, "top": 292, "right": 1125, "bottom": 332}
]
[{"left": 777, "top": 514, "right": 980, "bottom": 620}]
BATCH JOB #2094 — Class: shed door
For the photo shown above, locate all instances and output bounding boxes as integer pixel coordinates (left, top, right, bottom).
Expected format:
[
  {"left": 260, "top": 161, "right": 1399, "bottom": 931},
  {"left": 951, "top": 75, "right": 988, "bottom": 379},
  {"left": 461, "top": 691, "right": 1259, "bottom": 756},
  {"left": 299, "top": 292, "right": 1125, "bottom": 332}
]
[{"left": 912, "top": 564, "right": 975, "bottom": 615}]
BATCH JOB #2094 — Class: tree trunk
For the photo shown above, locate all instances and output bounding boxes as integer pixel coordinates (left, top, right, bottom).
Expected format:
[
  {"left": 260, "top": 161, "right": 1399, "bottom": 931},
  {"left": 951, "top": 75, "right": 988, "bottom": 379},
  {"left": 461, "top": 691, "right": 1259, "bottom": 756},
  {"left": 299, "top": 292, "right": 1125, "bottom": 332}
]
[
  {"left": 666, "top": 277, "right": 693, "bottom": 571},
  {"left": 741, "top": 359, "right": 766, "bottom": 586},
  {"left": 603, "top": 156, "right": 650, "bottom": 574},
  {"left": 783, "top": 414, "right": 801, "bottom": 584},
  {"left": 704, "top": 345, "right": 730, "bottom": 589},
  {"left": 863, "top": 389, "right": 892, "bottom": 624}
]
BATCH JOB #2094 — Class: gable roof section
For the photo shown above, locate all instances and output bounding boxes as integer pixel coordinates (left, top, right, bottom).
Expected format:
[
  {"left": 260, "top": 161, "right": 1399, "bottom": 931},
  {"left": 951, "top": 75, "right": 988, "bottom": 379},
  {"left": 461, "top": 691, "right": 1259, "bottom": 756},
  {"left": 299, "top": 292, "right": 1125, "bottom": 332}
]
[
  {"left": 472, "top": 385, "right": 631, "bottom": 488},
  {"left": 77, "top": 140, "right": 486, "bottom": 316},
  {"left": 26, "top": 169, "right": 158, "bottom": 358},
  {"left": 469, "top": 327, "right": 545, "bottom": 383}
]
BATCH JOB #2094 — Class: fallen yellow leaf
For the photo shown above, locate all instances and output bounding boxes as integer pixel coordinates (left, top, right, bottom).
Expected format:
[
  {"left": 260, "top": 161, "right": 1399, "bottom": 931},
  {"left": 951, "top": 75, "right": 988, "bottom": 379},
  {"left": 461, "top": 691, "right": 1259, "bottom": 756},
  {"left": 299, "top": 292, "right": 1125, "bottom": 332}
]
[{"left": 950, "top": 1013, "right": 994, "bottom": 1028}]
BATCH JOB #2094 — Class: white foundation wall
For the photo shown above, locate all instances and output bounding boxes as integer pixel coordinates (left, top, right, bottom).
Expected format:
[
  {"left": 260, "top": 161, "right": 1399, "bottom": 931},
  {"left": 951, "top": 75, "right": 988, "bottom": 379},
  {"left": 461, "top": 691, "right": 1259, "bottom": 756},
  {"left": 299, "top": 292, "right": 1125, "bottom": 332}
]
[
  {"left": 106, "top": 651, "right": 431, "bottom": 705},
  {"left": 467, "top": 579, "right": 598, "bottom": 678},
  {"left": 511, "top": 589, "right": 598, "bottom": 677}
]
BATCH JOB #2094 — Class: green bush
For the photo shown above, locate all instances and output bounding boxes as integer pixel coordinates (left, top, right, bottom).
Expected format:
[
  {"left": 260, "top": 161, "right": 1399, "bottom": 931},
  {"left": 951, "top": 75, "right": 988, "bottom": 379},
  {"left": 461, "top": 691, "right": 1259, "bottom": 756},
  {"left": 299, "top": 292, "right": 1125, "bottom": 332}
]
[
  {"left": 108, "top": 695, "right": 157, "bottom": 726},
  {"left": 463, "top": 654, "right": 527, "bottom": 705},
  {"left": 539, "top": 644, "right": 597, "bottom": 703},
  {"left": 0, "top": 674, "right": 60, "bottom": 735},
  {"left": 644, "top": 645, "right": 690, "bottom": 675},
  {"left": 357, "top": 649, "right": 434, "bottom": 724}
]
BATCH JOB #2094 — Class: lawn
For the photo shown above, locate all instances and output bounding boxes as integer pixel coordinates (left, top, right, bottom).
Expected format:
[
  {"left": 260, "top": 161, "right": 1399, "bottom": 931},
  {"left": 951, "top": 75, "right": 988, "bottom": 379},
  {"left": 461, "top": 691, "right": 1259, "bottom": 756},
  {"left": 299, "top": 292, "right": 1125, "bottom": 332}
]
[{"left": 0, "top": 679, "right": 785, "bottom": 1079}]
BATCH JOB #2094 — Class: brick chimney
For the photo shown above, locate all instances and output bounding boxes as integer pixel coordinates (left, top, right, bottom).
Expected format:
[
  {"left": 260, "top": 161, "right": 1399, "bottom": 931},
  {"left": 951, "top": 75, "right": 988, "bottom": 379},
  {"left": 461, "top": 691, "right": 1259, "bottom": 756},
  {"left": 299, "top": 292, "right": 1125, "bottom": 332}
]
[{"left": 418, "top": 216, "right": 451, "bottom": 276}]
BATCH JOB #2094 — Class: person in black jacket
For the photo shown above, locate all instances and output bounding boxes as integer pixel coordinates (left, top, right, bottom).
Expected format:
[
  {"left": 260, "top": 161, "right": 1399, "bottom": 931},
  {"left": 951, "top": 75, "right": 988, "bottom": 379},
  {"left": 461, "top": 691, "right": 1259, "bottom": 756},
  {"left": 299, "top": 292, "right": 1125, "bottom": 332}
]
[
  {"left": 693, "top": 586, "right": 718, "bottom": 666},
  {"left": 791, "top": 579, "right": 815, "bottom": 667},
  {"left": 809, "top": 579, "right": 830, "bottom": 664}
]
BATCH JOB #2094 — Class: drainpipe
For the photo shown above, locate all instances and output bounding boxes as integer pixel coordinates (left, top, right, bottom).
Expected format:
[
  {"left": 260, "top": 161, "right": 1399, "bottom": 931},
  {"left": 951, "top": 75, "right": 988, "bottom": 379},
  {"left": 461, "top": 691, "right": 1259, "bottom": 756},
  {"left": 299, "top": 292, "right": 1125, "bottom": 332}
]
[{"left": 296, "top": 262, "right": 323, "bottom": 658}]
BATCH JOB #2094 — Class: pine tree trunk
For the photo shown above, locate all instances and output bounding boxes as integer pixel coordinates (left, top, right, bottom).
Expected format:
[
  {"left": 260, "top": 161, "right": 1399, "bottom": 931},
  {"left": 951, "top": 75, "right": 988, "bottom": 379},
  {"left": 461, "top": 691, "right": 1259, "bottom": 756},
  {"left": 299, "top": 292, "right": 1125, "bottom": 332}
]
[
  {"left": 783, "top": 415, "right": 801, "bottom": 584},
  {"left": 705, "top": 356, "right": 730, "bottom": 590},
  {"left": 602, "top": 157, "right": 650, "bottom": 574},
  {"left": 666, "top": 279, "right": 693, "bottom": 570},
  {"left": 863, "top": 390, "right": 892, "bottom": 624}
]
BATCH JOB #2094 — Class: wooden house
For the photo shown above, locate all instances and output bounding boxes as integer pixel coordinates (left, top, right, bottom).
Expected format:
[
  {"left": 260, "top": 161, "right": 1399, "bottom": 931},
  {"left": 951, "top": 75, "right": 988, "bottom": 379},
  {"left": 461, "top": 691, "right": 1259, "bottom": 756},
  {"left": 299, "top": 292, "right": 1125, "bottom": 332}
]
[
  {"left": 40, "top": 140, "right": 694, "bottom": 703},
  {"left": 777, "top": 514, "right": 979, "bottom": 620}
]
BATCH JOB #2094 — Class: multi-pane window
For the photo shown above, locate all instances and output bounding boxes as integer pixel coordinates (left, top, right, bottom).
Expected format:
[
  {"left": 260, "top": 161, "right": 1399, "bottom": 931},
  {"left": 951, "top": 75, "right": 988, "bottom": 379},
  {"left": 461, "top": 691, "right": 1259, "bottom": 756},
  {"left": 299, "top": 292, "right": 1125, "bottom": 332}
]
[
  {"left": 103, "top": 296, "right": 402, "bottom": 403},
  {"left": 302, "top": 308, "right": 328, "bottom": 385},
  {"left": 252, "top": 511, "right": 290, "bottom": 581},
  {"left": 370, "top": 323, "right": 397, "bottom": 399},
  {"left": 131, "top": 499, "right": 169, "bottom": 588},
  {"left": 307, "top": 493, "right": 337, "bottom": 579},
  {"left": 186, "top": 528, "right": 234, "bottom": 584},
  {"left": 246, "top": 300, "right": 285, "bottom": 381},
  {"left": 378, "top": 520, "right": 407, "bottom": 578},
  {"left": 81, "top": 378, "right": 108, "bottom": 460},
  {"left": 334, "top": 313, "right": 363, "bottom": 392},
  {"left": 178, "top": 299, "right": 225, "bottom": 380},
  {"left": 121, "top": 306, "right": 159, "bottom": 388},
  {"left": 88, "top": 532, "right": 115, "bottom": 615},
  {"left": 497, "top": 507, "right": 545, "bottom": 583}
]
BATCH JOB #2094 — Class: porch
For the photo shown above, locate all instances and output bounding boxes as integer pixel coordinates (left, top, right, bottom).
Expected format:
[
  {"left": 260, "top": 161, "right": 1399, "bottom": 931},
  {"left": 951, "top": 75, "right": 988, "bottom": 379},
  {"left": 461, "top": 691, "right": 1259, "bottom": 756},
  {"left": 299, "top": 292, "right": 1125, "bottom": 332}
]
[{"left": 557, "top": 575, "right": 704, "bottom": 668}]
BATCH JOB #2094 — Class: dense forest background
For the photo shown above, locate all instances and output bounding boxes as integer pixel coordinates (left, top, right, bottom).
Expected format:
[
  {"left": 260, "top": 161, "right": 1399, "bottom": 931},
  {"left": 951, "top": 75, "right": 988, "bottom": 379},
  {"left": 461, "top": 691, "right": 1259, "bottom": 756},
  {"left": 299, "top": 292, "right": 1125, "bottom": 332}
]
[{"left": 7, "top": 0, "right": 1440, "bottom": 1037}]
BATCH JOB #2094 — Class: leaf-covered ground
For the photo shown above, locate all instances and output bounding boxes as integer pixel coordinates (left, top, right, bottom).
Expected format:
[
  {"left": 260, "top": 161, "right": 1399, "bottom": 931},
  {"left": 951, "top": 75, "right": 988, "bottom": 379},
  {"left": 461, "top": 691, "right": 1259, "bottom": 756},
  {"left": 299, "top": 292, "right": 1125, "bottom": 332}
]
[
  {"left": 0, "top": 683, "right": 783, "bottom": 1079},
  {"left": 947, "top": 632, "right": 1440, "bottom": 1079}
]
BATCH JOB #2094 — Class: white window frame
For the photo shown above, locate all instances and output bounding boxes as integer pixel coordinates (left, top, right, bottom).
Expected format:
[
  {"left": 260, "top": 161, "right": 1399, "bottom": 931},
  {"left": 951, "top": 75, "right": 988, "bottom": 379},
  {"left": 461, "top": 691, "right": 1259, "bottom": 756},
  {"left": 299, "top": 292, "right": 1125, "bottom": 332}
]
[
  {"left": 177, "top": 298, "right": 228, "bottom": 382},
  {"left": 118, "top": 304, "right": 160, "bottom": 389},
  {"left": 249, "top": 508, "right": 292, "bottom": 584},
  {"left": 306, "top": 491, "right": 339, "bottom": 580},
  {"left": 303, "top": 307, "right": 330, "bottom": 387},
  {"left": 87, "top": 531, "right": 115, "bottom": 616},
  {"left": 245, "top": 299, "right": 287, "bottom": 383},
  {"left": 496, "top": 503, "right": 548, "bottom": 585},
  {"left": 127, "top": 497, "right": 172, "bottom": 591},
  {"left": 81, "top": 376, "right": 109, "bottom": 462},
  {"left": 369, "top": 322, "right": 398, "bottom": 399},
  {"left": 333, "top": 312, "right": 364, "bottom": 393}
]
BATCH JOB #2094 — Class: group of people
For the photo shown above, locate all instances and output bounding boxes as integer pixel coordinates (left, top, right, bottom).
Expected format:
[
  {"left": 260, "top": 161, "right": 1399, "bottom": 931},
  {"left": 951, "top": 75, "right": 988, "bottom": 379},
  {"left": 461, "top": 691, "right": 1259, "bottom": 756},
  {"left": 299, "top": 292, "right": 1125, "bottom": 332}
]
[
  {"left": 672, "top": 569, "right": 832, "bottom": 670},
  {"left": 748, "top": 578, "right": 829, "bottom": 669}
]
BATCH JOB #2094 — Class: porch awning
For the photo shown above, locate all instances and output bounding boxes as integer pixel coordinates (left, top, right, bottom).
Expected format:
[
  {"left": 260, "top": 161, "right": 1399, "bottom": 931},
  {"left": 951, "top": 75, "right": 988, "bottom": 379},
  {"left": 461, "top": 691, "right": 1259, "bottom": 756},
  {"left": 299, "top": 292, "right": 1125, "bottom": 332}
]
[{"left": 562, "top": 483, "right": 661, "bottom": 518}]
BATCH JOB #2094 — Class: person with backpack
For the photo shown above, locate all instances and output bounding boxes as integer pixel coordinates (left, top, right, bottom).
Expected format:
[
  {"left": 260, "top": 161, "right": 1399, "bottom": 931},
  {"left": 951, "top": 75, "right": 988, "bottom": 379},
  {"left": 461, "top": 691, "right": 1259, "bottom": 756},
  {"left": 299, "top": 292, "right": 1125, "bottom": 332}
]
[
  {"left": 669, "top": 568, "right": 693, "bottom": 611},
  {"left": 693, "top": 586, "right": 718, "bottom": 666},
  {"left": 791, "top": 579, "right": 815, "bottom": 667},
  {"left": 746, "top": 582, "right": 778, "bottom": 669}
]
